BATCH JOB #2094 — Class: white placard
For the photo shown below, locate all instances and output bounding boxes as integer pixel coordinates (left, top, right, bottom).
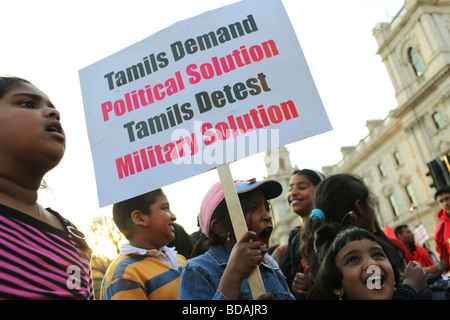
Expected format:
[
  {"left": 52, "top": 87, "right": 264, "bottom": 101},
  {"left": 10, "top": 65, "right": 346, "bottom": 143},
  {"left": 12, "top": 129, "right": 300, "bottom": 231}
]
[{"left": 79, "top": 0, "right": 332, "bottom": 207}]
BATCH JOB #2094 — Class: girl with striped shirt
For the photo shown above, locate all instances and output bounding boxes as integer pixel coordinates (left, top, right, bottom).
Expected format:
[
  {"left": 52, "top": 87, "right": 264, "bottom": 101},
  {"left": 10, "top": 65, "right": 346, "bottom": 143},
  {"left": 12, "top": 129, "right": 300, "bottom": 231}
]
[{"left": 0, "top": 76, "right": 94, "bottom": 299}]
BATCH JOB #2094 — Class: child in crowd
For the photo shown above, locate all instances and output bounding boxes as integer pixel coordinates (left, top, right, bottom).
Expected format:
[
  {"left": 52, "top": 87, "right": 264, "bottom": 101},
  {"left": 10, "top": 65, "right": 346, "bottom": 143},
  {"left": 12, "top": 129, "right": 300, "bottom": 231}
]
[
  {"left": 274, "top": 169, "right": 324, "bottom": 298},
  {"left": 101, "top": 188, "right": 186, "bottom": 300},
  {"left": 179, "top": 178, "right": 294, "bottom": 300},
  {"left": 301, "top": 174, "right": 428, "bottom": 299},
  {"left": 300, "top": 173, "right": 426, "bottom": 298},
  {"left": 311, "top": 224, "right": 427, "bottom": 300},
  {"left": 0, "top": 76, "right": 93, "bottom": 299}
]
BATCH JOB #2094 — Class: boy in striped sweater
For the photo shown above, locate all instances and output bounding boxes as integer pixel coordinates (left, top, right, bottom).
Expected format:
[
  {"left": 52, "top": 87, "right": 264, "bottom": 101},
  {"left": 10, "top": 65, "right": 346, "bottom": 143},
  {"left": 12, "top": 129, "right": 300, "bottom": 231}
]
[{"left": 101, "top": 188, "right": 186, "bottom": 299}]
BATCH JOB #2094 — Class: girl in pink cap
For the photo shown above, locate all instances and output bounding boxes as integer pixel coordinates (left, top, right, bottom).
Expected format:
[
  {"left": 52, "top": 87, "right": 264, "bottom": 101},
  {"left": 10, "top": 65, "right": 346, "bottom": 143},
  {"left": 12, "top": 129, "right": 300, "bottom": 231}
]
[{"left": 179, "top": 178, "right": 294, "bottom": 300}]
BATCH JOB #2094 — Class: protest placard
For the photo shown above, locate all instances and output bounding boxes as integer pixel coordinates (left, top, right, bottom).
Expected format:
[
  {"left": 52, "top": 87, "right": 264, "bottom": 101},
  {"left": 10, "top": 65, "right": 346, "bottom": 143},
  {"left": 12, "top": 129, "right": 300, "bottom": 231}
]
[
  {"left": 79, "top": 0, "right": 332, "bottom": 208},
  {"left": 80, "top": 0, "right": 332, "bottom": 299}
]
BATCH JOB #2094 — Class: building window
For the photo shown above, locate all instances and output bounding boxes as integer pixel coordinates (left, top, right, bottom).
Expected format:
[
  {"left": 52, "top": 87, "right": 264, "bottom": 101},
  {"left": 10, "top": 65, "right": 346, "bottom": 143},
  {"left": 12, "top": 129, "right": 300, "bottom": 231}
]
[
  {"left": 388, "top": 195, "right": 399, "bottom": 217},
  {"left": 408, "top": 47, "right": 423, "bottom": 77},
  {"left": 405, "top": 184, "right": 417, "bottom": 207},
  {"left": 393, "top": 151, "right": 402, "bottom": 166},
  {"left": 432, "top": 111, "right": 443, "bottom": 129},
  {"left": 378, "top": 163, "right": 386, "bottom": 177}
]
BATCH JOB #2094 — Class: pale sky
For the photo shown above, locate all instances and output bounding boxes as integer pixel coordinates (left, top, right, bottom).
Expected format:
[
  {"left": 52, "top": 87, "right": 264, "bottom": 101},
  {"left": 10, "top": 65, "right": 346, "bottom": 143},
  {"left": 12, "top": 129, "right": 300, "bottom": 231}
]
[{"left": 1, "top": 0, "right": 404, "bottom": 242}]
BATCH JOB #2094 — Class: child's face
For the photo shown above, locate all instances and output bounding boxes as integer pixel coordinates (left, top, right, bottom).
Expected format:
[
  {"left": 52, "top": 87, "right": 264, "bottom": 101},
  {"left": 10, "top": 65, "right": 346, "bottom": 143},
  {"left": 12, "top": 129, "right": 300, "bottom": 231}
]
[
  {"left": 334, "top": 239, "right": 395, "bottom": 300},
  {"left": 243, "top": 190, "right": 273, "bottom": 253},
  {"left": 142, "top": 193, "right": 176, "bottom": 249},
  {"left": 0, "top": 82, "right": 65, "bottom": 171},
  {"left": 286, "top": 174, "right": 316, "bottom": 218}
]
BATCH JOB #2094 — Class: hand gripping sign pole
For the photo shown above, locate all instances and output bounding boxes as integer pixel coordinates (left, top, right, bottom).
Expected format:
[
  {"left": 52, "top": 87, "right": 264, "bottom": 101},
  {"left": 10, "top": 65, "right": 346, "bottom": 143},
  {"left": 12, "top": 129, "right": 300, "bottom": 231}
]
[{"left": 216, "top": 164, "right": 266, "bottom": 299}]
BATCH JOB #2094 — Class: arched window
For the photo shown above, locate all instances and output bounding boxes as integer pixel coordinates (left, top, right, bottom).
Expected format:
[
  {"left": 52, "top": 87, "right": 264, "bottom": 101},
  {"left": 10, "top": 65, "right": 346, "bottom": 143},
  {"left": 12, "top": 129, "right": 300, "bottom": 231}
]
[
  {"left": 408, "top": 47, "right": 423, "bottom": 77},
  {"left": 388, "top": 195, "right": 399, "bottom": 217},
  {"left": 405, "top": 184, "right": 417, "bottom": 207},
  {"left": 378, "top": 163, "right": 386, "bottom": 177},
  {"left": 432, "top": 111, "right": 443, "bottom": 129},
  {"left": 393, "top": 151, "right": 402, "bottom": 166}
]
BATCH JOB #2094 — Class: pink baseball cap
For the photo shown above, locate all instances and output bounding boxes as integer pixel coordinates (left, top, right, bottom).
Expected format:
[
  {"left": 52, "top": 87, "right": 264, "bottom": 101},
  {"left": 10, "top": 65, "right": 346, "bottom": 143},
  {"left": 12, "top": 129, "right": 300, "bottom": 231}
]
[{"left": 199, "top": 178, "right": 283, "bottom": 237}]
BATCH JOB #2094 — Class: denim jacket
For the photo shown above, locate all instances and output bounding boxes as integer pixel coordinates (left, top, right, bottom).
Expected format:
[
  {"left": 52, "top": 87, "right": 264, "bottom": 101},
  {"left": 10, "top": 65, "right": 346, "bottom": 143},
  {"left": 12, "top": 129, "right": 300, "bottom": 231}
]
[{"left": 179, "top": 245, "right": 295, "bottom": 300}]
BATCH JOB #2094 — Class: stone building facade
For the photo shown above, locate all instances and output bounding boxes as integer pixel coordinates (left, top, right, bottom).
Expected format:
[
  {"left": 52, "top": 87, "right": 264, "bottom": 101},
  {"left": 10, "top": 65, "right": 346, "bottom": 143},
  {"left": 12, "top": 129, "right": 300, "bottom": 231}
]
[
  {"left": 321, "top": 0, "right": 450, "bottom": 251},
  {"left": 266, "top": 0, "right": 450, "bottom": 250}
]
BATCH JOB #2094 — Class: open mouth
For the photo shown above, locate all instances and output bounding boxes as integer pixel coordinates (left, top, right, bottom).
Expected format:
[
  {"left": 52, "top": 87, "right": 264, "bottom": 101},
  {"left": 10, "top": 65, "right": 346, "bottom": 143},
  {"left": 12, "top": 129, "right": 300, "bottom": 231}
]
[
  {"left": 46, "top": 121, "right": 65, "bottom": 141},
  {"left": 46, "top": 122, "right": 62, "bottom": 134},
  {"left": 257, "top": 226, "right": 273, "bottom": 252}
]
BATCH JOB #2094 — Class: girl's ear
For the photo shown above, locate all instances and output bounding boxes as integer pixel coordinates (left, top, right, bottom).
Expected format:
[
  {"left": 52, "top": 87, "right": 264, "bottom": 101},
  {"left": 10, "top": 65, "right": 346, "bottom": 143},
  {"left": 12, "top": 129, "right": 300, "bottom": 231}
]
[
  {"left": 333, "top": 288, "right": 344, "bottom": 300},
  {"left": 354, "top": 199, "right": 364, "bottom": 217},
  {"left": 210, "top": 219, "right": 228, "bottom": 237},
  {"left": 130, "top": 210, "right": 147, "bottom": 227}
]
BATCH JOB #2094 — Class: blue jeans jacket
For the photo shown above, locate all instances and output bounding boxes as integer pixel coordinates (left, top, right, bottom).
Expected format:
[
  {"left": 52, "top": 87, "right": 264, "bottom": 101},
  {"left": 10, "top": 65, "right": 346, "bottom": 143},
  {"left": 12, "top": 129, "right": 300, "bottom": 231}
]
[{"left": 179, "top": 245, "right": 294, "bottom": 300}]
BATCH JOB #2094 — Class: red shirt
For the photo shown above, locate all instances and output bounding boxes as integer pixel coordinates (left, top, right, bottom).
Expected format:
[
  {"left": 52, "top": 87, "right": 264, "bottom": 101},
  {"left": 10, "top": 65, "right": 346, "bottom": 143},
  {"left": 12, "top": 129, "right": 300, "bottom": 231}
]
[
  {"left": 410, "top": 244, "right": 434, "bottom": 267},
  {"left": 435, "top": 209, "right": 450, "bottom": 263},
  {"left": 384, "top": 225, "right": 434, "bottom": 267}
]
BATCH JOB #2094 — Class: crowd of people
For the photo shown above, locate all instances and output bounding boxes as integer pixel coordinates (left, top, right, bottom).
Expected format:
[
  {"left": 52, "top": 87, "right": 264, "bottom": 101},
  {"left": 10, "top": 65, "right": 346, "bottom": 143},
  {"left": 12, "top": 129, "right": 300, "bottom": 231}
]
[{"left": 1, "top": 76, "right": 449, "bottom": 300}]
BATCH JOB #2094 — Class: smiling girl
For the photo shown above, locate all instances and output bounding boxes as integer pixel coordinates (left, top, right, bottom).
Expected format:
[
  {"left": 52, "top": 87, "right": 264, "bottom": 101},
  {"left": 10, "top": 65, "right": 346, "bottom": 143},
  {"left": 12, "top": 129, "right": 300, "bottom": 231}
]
[
  {"left": 0, "top": 76, "right": 93, "bottom": 299},
  {"left": 312, "top": 225, "right": 426, "bottom": 300},
  {"left": 277, "top": 169, "right": 324, "bottom": 298}
]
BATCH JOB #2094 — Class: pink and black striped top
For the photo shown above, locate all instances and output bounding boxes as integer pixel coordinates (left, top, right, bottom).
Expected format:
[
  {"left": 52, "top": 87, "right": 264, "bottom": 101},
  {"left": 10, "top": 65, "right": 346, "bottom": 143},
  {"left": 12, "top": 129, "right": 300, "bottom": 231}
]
[{"left": 0, "top": 203, "right": 94, "bottom": 299}]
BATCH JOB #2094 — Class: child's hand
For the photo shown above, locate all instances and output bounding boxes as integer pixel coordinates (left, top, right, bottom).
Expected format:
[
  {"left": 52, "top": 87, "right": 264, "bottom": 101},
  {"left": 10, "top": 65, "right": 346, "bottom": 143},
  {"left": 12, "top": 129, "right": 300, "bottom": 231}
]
[
  {"left": 292, "top": 272, "right": 307, "bottom": 297},
  {"left": 228, "top": 231, "right": 263, "bottom": 280},
  {"left": 218, "top": 231, "right": 263, "bottom": 300},
  {"left": 256, "top": 293, "right": 275, "bottom": 300},
  {"left": 402, "top": 261, "right": 427, "bottom": 292}
]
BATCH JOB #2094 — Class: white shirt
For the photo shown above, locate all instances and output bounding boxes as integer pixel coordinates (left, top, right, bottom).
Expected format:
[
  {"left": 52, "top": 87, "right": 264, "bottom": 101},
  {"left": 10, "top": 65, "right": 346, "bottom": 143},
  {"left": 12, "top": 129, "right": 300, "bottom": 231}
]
[{"left": 120, "top": 244, "right": 180, "bottom": 271}]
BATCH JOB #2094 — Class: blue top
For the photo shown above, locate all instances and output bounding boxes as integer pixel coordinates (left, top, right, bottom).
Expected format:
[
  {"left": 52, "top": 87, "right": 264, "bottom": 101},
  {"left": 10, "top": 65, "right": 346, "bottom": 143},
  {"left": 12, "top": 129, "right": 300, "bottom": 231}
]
[{"left": 179, "top": 245, "right": 295, "bottom": 300}]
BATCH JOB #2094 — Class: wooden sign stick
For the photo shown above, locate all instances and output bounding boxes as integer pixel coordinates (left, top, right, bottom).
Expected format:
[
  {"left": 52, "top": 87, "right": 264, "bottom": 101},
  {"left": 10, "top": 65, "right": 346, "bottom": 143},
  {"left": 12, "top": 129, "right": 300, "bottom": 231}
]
[{"left": 216, "top": 163, "right": 266, "bottom": 299}]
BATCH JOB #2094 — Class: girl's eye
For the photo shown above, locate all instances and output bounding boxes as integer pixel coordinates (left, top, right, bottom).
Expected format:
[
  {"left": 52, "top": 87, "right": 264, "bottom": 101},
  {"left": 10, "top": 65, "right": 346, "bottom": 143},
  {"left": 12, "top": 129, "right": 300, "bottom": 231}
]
[
  {"left": 19, "top": 101, "right": 36, "bottom": 109},
  {"left": 345, "top": 256, "right": 359, "bottom": 264},
  {"left": 243, "top": 206, "right": 258, "bottom": 214},
  {"left": 373, "top": 251, "right": 386, "bottom": 260}
]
